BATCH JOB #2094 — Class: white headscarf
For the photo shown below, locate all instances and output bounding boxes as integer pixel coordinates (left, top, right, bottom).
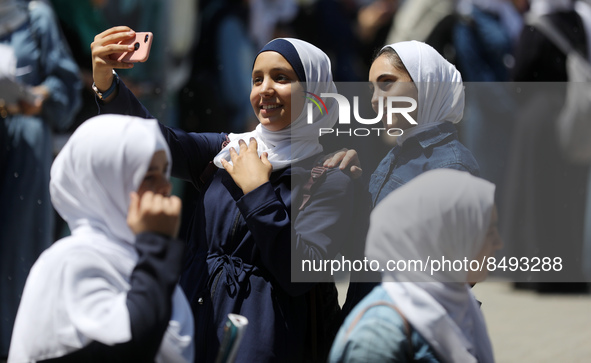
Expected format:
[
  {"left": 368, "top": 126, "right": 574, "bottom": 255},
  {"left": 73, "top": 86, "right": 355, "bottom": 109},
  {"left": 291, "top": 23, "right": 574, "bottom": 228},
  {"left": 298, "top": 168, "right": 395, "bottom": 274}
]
[
  {"left": 213, "top": 38, "right": 339, "bottom": 170},
  {"left": 366, "top": 169, "right": 495, "bottom": 363},
  {"left": 8, "top": 115, "right": 194, "bottom": 363},
  {"left": 381, "top": 41, "right": 465, "bottom": 146}
]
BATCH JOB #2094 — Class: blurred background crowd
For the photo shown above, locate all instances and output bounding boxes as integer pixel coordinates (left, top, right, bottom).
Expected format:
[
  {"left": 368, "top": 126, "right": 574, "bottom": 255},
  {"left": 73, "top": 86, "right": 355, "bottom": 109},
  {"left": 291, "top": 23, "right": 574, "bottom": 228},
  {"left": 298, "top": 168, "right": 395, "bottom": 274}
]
[{"left": 2, "top": 0, "right": 591, "bottom": 360}]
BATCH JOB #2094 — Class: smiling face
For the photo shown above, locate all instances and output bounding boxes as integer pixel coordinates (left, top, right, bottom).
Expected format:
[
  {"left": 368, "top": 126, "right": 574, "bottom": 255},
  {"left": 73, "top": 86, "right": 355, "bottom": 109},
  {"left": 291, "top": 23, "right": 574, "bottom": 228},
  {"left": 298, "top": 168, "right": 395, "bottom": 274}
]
[
  {"left": 137, "top": 150, "right": 171, "bottom": 197},
  {"left": 250, "top": 51, "right": 305, "bottom": 132},
  {"left": 368, "top": 53, "right": 418, "bottom": 131}
]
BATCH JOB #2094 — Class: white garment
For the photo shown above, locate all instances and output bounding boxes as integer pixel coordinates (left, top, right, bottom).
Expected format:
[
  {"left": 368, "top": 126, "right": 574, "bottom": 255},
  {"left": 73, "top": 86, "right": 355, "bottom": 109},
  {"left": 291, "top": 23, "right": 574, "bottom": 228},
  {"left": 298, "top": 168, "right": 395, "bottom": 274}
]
[
  {"left": 366, "top": 169, "right": 496, "bottom": 363},
  {"left": 381, "top": 41, "right": 465, "bottom": 145},
  {"left": 529, "top": 0, "right": 574, "bottom": 16},
  {"left": 213, "top": 38, "right": 339, "bottom": 170},
  {"left": 0, "top": 43, "right": 16, "bottom": 79},
  {"left": 8, "top": 115, "right": 194, "bottom": 363},
  {"left": 576, "top": 0, "right": 591, "bottom": 60}
]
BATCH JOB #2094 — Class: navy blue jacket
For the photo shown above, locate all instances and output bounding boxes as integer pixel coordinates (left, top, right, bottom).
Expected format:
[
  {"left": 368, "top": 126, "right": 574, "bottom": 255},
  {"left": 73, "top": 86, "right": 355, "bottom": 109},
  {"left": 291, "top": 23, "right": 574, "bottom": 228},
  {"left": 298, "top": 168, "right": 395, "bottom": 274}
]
[{"left": 98, "top": 82, "right": 356, "bottom": 362}]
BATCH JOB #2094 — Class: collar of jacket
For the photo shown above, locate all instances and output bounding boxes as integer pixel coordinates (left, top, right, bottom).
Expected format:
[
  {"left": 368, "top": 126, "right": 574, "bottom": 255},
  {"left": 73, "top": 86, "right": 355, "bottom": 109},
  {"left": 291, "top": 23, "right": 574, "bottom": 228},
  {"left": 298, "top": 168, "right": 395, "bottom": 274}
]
[{"left": 403, "top": 122, "right": 458, "bottom": 149}]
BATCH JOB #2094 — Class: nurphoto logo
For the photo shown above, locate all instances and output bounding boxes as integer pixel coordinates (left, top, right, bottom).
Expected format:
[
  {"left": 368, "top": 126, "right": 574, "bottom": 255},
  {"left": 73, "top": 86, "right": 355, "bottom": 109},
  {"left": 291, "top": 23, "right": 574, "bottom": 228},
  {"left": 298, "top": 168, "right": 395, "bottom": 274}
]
[{"left": 305, "top": 91, "right": 418, "bottom": 137}]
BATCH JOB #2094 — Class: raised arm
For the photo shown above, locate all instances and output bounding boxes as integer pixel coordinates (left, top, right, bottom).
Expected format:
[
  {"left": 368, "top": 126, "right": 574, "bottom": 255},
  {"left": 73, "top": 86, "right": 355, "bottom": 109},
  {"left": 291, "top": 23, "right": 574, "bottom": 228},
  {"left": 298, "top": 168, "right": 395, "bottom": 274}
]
[{"left": 90, "top": 26, "right": 228, "bottom": 184}]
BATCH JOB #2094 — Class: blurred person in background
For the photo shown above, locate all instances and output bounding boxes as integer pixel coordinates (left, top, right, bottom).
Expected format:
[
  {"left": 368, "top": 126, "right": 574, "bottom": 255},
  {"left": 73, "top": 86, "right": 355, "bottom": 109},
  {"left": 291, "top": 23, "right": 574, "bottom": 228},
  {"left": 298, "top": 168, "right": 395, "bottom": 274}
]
[
  {"left": 293, "top": 0, "right": 398, "bottom": 82},
  {"left": 501, "top": 0, "right": 590, "bottom": 293},
  {"left": 50, "top": 0, "right": 171, "bottom": 127},
  {"left": 0, "top": 0, "right": 81, "bottom": 359},
  {"left": 452, "top": 0, "right": 525, "bottom": 208},
  {"left": 385, "top": 0, "right": 457, "bottom": 60},
  {"left": 179, "top": 0, "right": 258, "bottom": 135}
]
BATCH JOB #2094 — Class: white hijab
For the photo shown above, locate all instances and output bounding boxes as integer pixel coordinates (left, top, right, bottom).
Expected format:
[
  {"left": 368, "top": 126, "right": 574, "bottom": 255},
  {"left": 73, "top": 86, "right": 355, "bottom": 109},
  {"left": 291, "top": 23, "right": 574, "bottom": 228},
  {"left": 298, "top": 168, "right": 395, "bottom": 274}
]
[
  {"left": 8, "top": 115, "right": 194, "bottom": 363},
  {"left": 381, "top": 41, "right": 465, "bottom": 146},
  {"left": 366, "top": 169, "right": 495, "bottom": 363},
  {"left": 213, "top": 38, "right": 339, "bottom": 170}
]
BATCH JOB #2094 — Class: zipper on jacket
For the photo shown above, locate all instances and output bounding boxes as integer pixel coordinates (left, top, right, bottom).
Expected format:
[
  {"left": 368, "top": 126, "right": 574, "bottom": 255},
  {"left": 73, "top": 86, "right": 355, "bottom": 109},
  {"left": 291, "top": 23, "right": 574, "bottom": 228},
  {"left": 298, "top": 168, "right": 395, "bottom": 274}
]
[{"left": 210, "top": 268, "right": 223, "bottom": 300}]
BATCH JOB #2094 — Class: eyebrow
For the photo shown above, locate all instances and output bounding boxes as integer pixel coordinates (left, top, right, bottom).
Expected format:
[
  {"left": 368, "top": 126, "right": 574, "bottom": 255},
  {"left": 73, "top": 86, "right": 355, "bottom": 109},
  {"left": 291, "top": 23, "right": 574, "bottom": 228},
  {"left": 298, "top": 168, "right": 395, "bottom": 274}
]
[
  {"left": 252, "top": 67, "right": 295, "bottom": 74},
  {"left": 376, "top": 74, "right": 398, "bottom": 82}
]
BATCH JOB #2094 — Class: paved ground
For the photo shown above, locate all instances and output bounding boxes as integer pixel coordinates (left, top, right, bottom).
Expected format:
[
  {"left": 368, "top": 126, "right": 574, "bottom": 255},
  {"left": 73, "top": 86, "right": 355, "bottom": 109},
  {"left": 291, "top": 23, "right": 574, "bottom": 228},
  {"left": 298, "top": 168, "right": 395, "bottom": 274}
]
[
  {"left": 337, "top": 278, "right": 591, "bottom": 363},
  {"left": 472, "top": 280, "right": 591, "bottom": 363}
]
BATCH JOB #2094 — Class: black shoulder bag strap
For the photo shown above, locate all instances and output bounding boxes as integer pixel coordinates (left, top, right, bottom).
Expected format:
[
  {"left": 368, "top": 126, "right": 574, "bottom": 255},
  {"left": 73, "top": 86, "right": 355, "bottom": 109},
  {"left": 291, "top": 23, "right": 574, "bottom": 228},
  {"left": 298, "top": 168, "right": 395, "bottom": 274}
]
[{"left": 299, "top": 163, "right": 328, "bottom": 211}]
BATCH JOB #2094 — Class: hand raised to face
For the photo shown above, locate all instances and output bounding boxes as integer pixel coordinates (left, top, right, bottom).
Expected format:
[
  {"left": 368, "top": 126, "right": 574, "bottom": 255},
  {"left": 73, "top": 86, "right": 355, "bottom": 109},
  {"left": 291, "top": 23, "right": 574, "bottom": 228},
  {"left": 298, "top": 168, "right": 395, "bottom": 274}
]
[{"left": 127, "top": 191, "right": 181, "bottom": 238}]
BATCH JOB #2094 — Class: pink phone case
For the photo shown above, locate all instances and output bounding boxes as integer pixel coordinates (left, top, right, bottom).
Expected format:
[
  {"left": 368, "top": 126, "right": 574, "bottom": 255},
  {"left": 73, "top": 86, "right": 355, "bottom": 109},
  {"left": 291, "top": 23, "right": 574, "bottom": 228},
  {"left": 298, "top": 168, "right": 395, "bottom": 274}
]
[{"left": 109, "top": 32, "right": 153, "bottom": 63}]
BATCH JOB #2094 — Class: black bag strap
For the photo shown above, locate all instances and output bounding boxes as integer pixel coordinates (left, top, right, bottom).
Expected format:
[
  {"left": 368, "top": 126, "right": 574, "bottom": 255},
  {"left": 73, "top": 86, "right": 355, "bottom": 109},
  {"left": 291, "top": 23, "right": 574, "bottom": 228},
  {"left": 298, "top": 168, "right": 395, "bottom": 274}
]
[
  {"left": 344, "top": 300, "right": 414, "bottom": 361},
  {"left": 298, "top": 163, "right": 328, "bottom": 211}
]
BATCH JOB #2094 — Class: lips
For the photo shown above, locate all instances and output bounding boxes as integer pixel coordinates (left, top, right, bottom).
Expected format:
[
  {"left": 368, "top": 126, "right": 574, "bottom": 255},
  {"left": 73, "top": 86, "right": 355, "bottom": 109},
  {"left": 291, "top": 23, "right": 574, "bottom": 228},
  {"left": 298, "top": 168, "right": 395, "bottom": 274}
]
[
  {"left": 260, "top": 104, "right": 282, "bottom": 110},
  {"left": 260, "top": 103, "right": 283, "bottom": 116}
]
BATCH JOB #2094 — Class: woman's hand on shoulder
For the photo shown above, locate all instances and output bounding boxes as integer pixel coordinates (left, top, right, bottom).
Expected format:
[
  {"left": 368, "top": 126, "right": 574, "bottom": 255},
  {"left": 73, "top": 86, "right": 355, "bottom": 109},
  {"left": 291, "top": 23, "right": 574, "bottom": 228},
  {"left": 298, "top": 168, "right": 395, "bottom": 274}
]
[
  {"left": 221, "top": 138, "right": 272, "bottom": 194},
  {"left": 91, "top": 26, "right": 136, "bottom": 98},
  {"left": 322, "top": 148, "right": 363, "bottom": 179},
  {"left": 127, "top": 191, "right": 182, "bottom": 239}
]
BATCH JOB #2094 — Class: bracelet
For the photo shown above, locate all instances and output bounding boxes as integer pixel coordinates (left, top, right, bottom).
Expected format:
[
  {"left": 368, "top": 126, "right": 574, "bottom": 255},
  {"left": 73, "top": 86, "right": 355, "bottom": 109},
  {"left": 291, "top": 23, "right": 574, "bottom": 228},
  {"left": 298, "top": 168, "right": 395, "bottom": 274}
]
[{"left": 92, "top": 70, "right": 119, "bottom": 100}]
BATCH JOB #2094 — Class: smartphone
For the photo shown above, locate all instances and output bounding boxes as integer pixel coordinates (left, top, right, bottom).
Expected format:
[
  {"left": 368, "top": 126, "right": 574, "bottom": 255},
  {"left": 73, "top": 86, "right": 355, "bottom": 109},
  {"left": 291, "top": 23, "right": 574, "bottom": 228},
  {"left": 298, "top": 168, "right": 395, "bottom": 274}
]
[{"left": 109, "top": 32, "right": 153, "bottom": 63}]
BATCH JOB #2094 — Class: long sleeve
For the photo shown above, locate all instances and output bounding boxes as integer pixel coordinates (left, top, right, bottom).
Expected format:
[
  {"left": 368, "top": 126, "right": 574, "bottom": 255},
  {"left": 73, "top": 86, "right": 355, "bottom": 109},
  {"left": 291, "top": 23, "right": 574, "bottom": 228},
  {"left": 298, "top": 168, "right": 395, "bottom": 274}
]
[
  {"left": 40, "top": 233, "right": 186, "bottom": 363},
  {"left": 234, "top": 168, "right": 355, "bottom": 296},
  {"left": 29, "top": 1, "right": 82, "bottom": 132},
  {"left": 97, "top": 80, "right": 227, "bottom": 184}
]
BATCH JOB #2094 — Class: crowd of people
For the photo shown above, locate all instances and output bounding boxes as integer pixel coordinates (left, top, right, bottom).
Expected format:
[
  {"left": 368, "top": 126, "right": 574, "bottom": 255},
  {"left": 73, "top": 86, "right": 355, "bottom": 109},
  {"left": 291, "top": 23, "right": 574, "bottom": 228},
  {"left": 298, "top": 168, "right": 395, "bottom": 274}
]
[{"left": 2, "top": 0, "right": 591, "bottom": 362}]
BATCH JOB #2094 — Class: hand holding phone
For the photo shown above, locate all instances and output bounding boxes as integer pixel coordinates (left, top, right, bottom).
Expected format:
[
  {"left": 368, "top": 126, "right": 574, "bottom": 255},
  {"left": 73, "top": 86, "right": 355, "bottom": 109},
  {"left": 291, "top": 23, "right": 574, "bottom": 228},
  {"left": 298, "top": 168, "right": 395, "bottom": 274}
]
[{"left": 109, "top": 32, "right": 153, "bottom": 63}]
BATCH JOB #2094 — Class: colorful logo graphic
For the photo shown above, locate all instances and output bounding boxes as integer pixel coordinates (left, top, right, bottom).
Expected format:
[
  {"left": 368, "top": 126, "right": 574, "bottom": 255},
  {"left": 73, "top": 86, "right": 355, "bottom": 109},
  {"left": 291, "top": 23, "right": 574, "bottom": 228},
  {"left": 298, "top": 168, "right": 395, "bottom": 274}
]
[{"left": 303, "top": 91, "right": 328, "bottom": 115}]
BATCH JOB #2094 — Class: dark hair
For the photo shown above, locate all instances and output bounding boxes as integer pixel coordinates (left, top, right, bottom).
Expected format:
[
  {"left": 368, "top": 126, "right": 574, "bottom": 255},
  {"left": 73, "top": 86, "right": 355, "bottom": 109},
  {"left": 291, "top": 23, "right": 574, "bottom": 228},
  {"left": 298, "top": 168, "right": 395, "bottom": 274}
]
[{"left": 372, "top": 47, "right": 411, "bottom": 78}]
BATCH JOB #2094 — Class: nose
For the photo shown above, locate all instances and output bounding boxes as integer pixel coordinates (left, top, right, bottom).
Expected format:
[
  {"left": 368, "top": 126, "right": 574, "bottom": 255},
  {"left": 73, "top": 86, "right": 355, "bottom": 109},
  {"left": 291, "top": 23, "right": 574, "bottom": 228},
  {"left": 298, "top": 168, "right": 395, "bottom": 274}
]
[
  {"left": 259, "top": 77, "right": 274, "bottom": 97},
  {"left": 371, "top": 89, "right": 383, "bottom": 114}
]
